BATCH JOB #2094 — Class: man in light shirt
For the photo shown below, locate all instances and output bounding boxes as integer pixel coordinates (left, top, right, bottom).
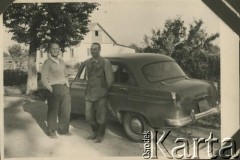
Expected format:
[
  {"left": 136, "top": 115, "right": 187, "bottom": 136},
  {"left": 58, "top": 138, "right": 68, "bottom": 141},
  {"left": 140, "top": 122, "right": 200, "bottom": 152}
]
[{"left": 41, "top": 42, "right": 71, "bottom": 138}]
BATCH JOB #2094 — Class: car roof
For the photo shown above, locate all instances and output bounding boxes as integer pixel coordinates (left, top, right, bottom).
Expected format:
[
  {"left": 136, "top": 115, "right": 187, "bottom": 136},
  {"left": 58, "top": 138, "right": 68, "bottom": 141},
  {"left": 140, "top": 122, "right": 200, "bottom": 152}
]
[
  {"left": 104, "top": 53, "right": 175, "bottom": 64},
  {"left": 81, "top": 53, "right": 178, "bottom": 87},
  {"left": 104, "top": 53, "right": 176, "bottom": 86},
  {"left": 105, "top": 53, "right": 174, "bottom": 66}
]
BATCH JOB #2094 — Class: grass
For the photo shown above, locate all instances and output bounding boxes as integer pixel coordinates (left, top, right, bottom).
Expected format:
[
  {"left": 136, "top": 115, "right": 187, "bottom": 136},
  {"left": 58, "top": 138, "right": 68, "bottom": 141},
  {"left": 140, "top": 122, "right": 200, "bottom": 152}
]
[
  {"left": 4, "top": 85, "right": 26, "bottom": 96},
  {"left": 195, "top": 111, "right": 221, "bottom": 129}
]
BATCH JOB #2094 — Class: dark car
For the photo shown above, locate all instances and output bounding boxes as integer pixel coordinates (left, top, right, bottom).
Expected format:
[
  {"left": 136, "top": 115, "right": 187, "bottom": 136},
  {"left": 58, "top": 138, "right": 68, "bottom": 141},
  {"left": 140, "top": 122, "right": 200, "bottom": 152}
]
[{"left": 70, "top": 53, "right": 220, "bottom": 141}]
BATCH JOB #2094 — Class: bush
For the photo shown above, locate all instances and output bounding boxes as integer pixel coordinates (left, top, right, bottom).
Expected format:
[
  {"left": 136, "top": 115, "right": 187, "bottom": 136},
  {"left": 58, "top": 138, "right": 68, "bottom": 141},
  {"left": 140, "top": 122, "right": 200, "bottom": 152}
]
[
  {"left": 195, "top": 111, "right": 221, "bottom": 129},
  {"left": 33, "top": 88, "right": 51, "bottom": 101},
  {"left": 4, "top": 69, "right": 28, "bottom": 86},
  {"left": 4, "top": 85, "right": 26, "bottom": 95}
]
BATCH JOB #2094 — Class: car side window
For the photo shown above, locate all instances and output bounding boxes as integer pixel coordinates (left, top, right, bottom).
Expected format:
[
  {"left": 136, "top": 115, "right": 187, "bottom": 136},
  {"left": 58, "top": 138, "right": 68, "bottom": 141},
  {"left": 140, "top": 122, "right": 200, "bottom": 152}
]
[
  {"left": 112, "top": 64, "right": 130, "bottom": 84},
  {"left": 78, "top": 65, "right": 86, "bottom": 80}
]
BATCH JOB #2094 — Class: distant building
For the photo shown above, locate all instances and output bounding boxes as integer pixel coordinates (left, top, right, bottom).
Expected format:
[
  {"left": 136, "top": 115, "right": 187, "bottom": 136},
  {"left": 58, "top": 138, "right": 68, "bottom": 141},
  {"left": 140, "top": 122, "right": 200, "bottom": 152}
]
[
  {"left": 36, "top": 23, "right": 135, "bottom": 72},
  {"left": 4, "top": 57, "right": 17, "bottom": 70}
]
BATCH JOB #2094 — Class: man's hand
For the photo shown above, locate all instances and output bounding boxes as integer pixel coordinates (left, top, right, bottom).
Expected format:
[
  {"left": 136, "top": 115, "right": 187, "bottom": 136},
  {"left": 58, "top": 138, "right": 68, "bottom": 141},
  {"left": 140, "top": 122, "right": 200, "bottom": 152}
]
[
  {"left": 66, "top": 79, "right": 70, "bottom": 87},
  {"left": 49, "top": 87, "right": 53, "bottom": 93},
  {"left": 104, "top": 59, "right": 114, "bottom": 88}
]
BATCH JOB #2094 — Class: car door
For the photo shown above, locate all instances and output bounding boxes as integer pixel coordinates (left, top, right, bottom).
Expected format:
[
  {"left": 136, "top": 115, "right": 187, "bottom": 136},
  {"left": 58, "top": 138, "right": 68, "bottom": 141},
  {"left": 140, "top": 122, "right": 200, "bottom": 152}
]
[
  {"left": 108, "top": 62, "right": 132, "bottom": 119},
  {"left": 70, "top": 63, "right": 87, "bottom": 114}
]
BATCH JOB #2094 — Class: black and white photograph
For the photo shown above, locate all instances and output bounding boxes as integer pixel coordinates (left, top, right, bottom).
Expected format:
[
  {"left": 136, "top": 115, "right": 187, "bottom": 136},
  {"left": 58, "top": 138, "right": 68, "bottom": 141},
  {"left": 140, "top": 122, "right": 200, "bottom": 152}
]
[{"left": 1, "top": 0, "right": 239, "bottom": 159}]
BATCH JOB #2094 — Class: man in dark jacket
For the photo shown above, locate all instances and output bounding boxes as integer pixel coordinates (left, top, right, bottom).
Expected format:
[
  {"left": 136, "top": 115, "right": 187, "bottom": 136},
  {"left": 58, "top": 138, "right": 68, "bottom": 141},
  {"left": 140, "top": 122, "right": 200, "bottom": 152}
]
[{"left": 85, "top": 42, "right": 114, "bottom": 143}]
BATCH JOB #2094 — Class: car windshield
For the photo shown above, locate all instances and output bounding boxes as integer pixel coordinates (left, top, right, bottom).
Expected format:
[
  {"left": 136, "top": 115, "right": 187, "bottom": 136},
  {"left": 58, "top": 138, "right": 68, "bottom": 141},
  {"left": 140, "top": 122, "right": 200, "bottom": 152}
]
[{"left": 142, "top": 61, "right": 186, "bottom": 82}]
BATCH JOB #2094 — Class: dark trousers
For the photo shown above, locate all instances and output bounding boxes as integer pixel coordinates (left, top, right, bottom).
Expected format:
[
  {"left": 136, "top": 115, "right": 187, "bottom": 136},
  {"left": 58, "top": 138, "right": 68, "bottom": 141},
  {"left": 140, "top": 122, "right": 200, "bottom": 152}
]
[
  {"left": 47, "top": 84, "right": 71, "bottom": 135},
  {"left": 85, "top": 98, "right": 108, "bottom": 137}
]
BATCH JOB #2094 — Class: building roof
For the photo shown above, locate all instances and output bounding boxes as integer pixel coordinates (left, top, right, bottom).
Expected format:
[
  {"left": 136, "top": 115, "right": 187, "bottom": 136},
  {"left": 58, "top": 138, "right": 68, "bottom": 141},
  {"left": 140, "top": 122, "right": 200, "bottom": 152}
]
[
  {"left": 89, "top": 23, "right": 134, "bottom": 50},
  {"left": 89, "top": 23, "right": 117, "bottom": 44}
]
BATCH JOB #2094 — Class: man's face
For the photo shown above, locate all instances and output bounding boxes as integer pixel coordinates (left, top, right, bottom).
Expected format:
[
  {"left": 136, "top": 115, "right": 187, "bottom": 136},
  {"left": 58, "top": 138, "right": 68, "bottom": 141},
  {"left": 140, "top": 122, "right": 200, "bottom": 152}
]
[
  {"left": 50, "top": 43, "right": 60, "bottom": 58},
  {"left": 90, "top": 44, "right": 100, "bottom": 58}
]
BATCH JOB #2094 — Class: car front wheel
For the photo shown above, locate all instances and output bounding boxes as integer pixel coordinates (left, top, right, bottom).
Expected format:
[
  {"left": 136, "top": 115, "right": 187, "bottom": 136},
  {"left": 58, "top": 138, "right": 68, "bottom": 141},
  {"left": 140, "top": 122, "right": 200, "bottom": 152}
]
[{"left": 122, "top": 112, "right": 153, "bottom": 142}]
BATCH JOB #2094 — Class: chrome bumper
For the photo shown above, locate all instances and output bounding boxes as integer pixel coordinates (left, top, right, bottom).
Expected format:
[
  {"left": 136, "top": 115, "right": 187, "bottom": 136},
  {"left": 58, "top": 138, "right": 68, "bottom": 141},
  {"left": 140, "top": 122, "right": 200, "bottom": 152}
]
[{"left": 165, "top": 107, "right": 220, "bottom": 127}]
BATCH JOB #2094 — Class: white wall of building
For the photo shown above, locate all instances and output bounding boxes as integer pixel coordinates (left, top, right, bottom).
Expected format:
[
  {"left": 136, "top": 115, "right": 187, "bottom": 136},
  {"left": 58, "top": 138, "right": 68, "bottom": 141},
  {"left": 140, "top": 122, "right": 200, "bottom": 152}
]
[
  {"left": 36, "top": 23, "right": 135, "bottom": 72},
  {"left": 37, "top": 44, "right": 135, "bottom": 66}
]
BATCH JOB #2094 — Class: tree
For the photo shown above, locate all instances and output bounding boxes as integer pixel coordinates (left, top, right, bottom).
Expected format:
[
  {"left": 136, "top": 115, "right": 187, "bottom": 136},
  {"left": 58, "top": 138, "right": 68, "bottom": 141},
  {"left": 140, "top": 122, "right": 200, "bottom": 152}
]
[
  {"left": 3, "top": 3, "right": 99, "bottom": 94},
  {"left": 142, "top": 17, "right": 220, "bottom": 83},
  {"left": 129, "top": 43, "right": 144, "bottom": 53},
  {"left": 8, "top": 44, "right": 28, "bottom": 68},
  {"left": 173, "top": 19, "right": 219, "bottom": 80},
  {"left": 143, "top": 17, "right": 186, "bottom": 56}
]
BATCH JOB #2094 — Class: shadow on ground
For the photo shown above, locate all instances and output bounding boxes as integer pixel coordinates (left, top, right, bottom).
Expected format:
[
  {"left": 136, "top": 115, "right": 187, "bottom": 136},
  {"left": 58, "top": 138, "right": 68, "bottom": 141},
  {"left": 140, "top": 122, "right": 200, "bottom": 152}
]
[
  {"left": 23, "top": 100, "right": 48, "bottom": 135},
  {"left": 23, "top": 100, "right": 129, "bottom": 141},
  {"left": 70, "top": 113, "right": 130, "bottom": 141},
  {"left": 4, "top": 97, "right": 221, "bottom": 158},
  {"left": 4, "top": 98, "right": 45, "bottom": 157}
]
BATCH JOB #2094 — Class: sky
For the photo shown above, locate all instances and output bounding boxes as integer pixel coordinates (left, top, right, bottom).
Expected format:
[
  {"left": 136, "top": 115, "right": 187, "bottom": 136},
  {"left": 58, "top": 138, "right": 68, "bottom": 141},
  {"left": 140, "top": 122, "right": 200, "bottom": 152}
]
[
  {"left": 90, "top": 0, "right": 220, "bottom": 46},
  {"left": 2, "top": 0, "right": 221, "bottom": 52}
]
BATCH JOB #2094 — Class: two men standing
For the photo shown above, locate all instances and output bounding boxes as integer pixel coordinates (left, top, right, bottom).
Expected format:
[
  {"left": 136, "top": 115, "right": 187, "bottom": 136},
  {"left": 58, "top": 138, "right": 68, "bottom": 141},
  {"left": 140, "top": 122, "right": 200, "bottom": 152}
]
[{"left": 41, "top": 42, "right": 113, "bottom": 143}]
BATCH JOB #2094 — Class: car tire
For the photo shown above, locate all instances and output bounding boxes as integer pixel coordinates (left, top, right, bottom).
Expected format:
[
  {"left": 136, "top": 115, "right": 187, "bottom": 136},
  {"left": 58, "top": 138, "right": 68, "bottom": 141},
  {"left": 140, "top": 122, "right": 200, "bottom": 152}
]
[{"left": 123, "top": 112, "right": 154, "bottom": 142}]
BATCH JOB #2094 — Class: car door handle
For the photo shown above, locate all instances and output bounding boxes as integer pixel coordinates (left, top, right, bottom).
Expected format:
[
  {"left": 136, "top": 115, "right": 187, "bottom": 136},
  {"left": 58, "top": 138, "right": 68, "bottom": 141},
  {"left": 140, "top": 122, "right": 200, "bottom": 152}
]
[{"left": 119, "top": 87, "right": 128, "bottom": 91}]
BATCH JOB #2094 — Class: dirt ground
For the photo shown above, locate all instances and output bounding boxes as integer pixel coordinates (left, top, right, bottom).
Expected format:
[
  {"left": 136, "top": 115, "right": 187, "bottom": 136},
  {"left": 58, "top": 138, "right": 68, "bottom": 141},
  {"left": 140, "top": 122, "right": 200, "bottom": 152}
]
[{"left": 4, "top": 96, "right": 221, "bottom": 159}]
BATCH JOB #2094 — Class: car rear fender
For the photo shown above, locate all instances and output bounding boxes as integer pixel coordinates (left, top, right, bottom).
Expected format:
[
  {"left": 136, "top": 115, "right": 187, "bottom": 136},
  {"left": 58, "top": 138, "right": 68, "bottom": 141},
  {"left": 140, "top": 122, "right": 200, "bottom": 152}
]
[
  {"left": 107, "top": 87, "right": 181, "bottom": 128},
  {"left": 115, "top": 88, "right": 177, "bottom": 128}
]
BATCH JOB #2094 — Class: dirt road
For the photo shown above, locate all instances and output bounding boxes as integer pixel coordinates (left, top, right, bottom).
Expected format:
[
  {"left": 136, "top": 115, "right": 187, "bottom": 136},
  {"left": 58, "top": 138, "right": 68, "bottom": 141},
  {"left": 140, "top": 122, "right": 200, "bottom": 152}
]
[{"left": 4, "top": 96, "right": 220, "bottom": 159}]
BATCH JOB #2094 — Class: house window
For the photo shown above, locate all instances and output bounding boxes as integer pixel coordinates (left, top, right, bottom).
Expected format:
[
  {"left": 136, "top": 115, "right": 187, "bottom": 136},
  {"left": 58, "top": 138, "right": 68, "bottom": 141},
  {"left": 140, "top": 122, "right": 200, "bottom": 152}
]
[
  {"left": 71, "top": 48, "right": 74, "bottom": 57},
  {"left": 92, "top": 30, "right": 102, "bottom": 43},
  {"left": 95, "top": 31, "right": 98, "bottom": 37}
]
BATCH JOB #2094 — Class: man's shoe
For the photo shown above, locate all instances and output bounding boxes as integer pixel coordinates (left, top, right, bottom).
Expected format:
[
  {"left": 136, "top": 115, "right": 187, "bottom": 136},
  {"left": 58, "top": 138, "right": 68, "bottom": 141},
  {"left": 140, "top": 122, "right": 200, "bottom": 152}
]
[
  {"left": 93, "top": 136, "right": 103, "bottom": 143},
  {"left": 64, "top": 132, "right": 72, "bottom": 136},
  {"left": 57, "top": 130, "right": 72, "bottom": 136},
  {"left": 86, "top": 133, "right": 97, "bottom": 140},
  {"left": 59, "top": 132, "right": 72, "bottom": 136},
  {"left": 48, "top": 132, "right": 57, "bottom": 138},
  {"left": 93, "top": 124, "right": 105, "bottom": 143}
]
